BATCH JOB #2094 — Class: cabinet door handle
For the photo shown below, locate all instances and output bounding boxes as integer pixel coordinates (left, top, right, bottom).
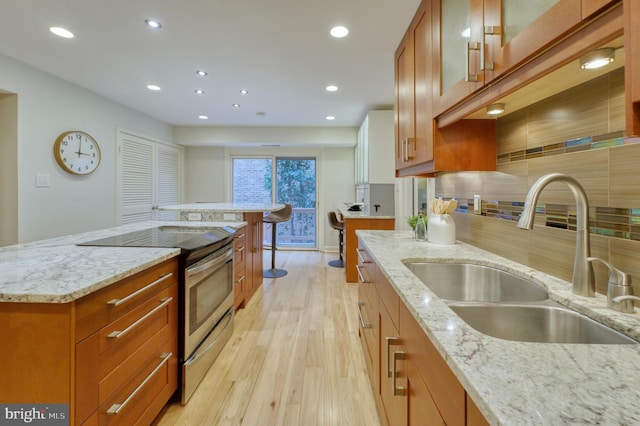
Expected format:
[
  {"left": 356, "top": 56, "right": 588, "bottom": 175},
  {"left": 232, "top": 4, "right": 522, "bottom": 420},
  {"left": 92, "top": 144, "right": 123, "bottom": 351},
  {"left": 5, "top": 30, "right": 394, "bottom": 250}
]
[
  {"left": 357, "top": 302, "right": 372, "bottom": 329},
  {"left": 235, "top": 246, "right": 245, "bottom": 253},
  {"left": 386, "top": 337, "right": 399, "bottom": 377},
  {"left": 482, "top": 25, "right": 500, "bottom": 71},
  {"left": 356, "top": 248, "right": 371, "bottom": 264},
  {"left": 236, "top": 275, "right": 245, "bottom": 284},
  {"left": 106, "top": 352, "right": 172, "bottom": 415},
  {"left": 393, "top": 350, "right": 407, "bottom": 396},
  {"left": 107, "top": 297, "right": 173, "bottom": 339},
  {"left": 236, "top": 232, "right": 245, "bottom": 239},
  {"left": 106, "top": 273, "right": 173, "bottom": 306},
  {"left": 356, "top": 264, "right": 370, "bottom": 284},
  {"left": 466, "top": 41, "right": 480, "bottom": 82}
]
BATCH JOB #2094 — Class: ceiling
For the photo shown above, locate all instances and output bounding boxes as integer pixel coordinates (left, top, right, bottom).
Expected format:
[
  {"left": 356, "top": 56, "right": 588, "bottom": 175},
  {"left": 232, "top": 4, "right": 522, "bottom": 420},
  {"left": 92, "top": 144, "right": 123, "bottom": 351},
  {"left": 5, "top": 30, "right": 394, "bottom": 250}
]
[{"left": 0, "top": 0, "right": 421, "bottom": 128}]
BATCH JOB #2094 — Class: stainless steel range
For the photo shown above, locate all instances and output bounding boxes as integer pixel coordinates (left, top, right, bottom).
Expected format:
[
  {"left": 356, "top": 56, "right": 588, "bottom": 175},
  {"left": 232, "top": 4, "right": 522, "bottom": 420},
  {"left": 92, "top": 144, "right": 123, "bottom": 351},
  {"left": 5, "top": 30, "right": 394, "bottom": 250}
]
[{"left": 78, "top": 225, "right": 235, "bottom": 404}]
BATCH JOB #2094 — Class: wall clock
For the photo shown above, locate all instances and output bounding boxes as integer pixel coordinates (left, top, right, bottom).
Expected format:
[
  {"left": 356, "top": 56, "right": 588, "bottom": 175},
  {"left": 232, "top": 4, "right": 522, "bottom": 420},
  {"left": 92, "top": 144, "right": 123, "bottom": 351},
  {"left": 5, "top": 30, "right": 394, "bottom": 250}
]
[{"left": 54, "top": 130, "right": 102, "bottom": 175}]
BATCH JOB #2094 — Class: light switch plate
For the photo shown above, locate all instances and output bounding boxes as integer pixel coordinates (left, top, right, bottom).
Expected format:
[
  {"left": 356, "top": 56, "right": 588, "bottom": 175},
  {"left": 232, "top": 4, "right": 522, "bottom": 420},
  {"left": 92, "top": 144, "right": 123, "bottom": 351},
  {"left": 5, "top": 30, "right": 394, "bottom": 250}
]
[
  {"left": 188, "top": 212, "right": 202, "bottom": 221},
  {"left": 223, "top": 213, "right": 236, "bottom": 220},
  {"left": 36, "top": 173, "right": 50, "bottom": 188},
  {"left": 473, "top": 195, "right": 481, "bottom": 214}
]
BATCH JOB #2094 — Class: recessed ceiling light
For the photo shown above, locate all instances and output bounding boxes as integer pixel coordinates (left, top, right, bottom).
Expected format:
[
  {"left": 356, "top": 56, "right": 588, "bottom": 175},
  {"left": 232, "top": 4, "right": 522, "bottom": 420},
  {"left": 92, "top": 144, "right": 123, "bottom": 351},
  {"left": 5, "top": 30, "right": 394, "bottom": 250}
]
[
  {"left": 49, "top": 27, "right": 74, "bottom": 39},
  {"left": 195, "top": 89, "right": 205, "bottom": 95},
  {"left": 144, "top": 19, "right": 162, "bottom": 30},
  {"left": 198, "top": 115, "right": 209, "bottom": 120},
  {"left": 240, "top": 89, "right": 249, "bottom": 95},
  {"left": 196, "top": 70, "right": 208, "bottom": 77},
  {"left": 330, "top": 26, "right": 349, "bottom": 38},
  {"left": 232, "top": 104, "right": 240, "bottom": 108},
  {"left": 325, "top": 85, "right": 338, "bottom": 92},
  {"left": 326, "top": 115, "right": 336, "bottom": 120},
  {"left": 146, "top": 84, "right": 161, "bottom": 91}
]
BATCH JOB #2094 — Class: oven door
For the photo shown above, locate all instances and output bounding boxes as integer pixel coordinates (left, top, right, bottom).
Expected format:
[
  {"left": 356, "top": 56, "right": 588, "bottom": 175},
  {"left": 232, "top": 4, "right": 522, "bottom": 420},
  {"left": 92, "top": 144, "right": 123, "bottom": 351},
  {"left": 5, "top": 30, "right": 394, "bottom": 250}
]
[{"left": 184, "top": 243, "right": 234, "bottom": 356}]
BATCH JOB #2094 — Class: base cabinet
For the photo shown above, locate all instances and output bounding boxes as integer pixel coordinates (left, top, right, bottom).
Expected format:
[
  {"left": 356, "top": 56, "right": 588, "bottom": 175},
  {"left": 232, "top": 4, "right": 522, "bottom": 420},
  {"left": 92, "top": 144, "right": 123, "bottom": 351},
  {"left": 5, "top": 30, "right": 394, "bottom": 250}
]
[
  {"left": 357, "top": 238, "right": 488, "bottom": 425},
  {"left": 233, "top": 225, "right": 247, "bottom": 309},
  {"left": 243, "top": 212, "right": 264, "bottom": 304},
  {"left": 0, "top": 258, "right": 179, "bottom": 425}
]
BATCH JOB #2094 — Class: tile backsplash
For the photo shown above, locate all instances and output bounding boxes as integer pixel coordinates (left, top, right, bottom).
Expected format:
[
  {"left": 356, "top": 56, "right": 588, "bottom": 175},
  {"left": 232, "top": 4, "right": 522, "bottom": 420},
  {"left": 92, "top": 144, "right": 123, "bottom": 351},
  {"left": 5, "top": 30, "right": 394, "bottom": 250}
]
[{"left": 435, "top": 67, "right": 640, "bottom": 296}]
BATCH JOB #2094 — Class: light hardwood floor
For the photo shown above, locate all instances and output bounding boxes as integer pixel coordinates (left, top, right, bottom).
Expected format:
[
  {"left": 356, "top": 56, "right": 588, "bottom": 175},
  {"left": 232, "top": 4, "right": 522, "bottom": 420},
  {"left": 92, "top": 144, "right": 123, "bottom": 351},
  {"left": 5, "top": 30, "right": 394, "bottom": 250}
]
[{"left": 154, "top": 251, "right": 381, "bottom": 426}]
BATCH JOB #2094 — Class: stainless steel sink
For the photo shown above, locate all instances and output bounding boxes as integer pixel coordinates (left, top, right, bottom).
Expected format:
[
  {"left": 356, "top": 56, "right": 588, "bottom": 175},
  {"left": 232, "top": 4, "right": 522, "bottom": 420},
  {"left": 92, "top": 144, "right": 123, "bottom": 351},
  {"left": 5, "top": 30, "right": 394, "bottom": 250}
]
[
  {"left": 404, "top": 262, "right": 549, "bottom": 303},
  {"left": 449, "top": 304, "right": 637, "bottom": 344}
]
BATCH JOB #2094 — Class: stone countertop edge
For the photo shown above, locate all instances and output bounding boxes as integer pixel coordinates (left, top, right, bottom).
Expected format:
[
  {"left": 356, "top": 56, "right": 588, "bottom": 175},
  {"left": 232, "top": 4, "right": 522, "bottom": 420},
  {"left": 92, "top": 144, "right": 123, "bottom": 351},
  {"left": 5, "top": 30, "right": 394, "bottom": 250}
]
[
  {"left": 0, "top": 220, "right": 247, "bottom": 304},
  {"left": 158, "top": 202, "right": 285, "bottom": 212},
  {"left": 337, "top": 207, "right": 395, "bottom": 220},
  {"left": 356, "top": 229, "right": 640, "bottom": 425}
]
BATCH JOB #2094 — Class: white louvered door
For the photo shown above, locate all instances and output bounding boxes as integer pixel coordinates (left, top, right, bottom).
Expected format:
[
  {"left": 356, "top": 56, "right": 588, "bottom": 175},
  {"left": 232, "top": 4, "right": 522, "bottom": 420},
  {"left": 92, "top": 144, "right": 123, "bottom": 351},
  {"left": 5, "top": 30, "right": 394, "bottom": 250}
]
[{"left": 117, "top": 129, "right": 181, "bottom": 224}]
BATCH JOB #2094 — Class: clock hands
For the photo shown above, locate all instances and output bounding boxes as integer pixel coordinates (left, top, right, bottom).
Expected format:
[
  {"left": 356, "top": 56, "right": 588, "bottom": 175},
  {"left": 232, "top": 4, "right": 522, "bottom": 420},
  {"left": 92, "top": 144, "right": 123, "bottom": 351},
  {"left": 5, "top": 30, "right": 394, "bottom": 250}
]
[{"left": 75, "top": 138, "right": 91, "bottom": 157}]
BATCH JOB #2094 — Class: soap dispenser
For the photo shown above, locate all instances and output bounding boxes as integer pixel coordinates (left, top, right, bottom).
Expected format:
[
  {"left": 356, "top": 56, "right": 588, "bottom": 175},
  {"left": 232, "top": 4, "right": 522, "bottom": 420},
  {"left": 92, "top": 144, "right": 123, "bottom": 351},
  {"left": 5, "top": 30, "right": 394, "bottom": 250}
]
[{"left": 587, "top": 257, "right": 634, "bottom": 313}]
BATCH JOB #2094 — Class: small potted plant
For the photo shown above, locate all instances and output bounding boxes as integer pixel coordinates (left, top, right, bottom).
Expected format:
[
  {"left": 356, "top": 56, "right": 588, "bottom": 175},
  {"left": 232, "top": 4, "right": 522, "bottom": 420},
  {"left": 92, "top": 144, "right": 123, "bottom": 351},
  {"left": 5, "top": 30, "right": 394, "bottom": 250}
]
[{"left": 406, "top": 209, "right": 427, "bottom": 230}]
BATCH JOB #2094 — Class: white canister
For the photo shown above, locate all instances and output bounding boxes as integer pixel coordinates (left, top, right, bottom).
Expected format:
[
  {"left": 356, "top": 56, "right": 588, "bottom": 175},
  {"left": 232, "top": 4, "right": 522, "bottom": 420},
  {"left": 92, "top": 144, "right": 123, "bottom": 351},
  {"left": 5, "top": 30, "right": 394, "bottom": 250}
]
[{"left": 428, "top": 214, "right": 456, "bottom": 245}]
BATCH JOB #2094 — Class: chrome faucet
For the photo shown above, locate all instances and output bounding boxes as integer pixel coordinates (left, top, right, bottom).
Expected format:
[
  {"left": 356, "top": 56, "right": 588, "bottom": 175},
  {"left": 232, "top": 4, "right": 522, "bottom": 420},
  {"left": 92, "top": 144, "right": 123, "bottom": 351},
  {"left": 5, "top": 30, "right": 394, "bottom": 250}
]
[{"left": 516, "top": 173, "right": 595, "bottom": 297}]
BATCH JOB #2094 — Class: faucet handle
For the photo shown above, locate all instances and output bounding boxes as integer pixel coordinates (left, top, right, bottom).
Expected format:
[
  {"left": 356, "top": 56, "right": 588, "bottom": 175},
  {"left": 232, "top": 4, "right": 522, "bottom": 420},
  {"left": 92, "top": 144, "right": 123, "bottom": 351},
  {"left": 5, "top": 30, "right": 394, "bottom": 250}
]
[{"left": 587, "top": 257, "right": 634, "bottom": 313}]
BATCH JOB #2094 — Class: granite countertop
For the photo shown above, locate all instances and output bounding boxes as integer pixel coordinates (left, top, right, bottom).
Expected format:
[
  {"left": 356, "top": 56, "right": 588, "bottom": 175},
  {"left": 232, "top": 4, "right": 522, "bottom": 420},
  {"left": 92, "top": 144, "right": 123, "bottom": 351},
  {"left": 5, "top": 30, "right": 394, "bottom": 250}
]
[
  {"left": 357, "top": 230, "right": 640, "bottom": 425},
  {"left": 0, "top": 220, "right": 245, "bottom": 304},
  {"left": 338, "top": 207, "right": 395, "bottom": 220},
  {"left": 158, "top": 202, "right": 285, "bottom": 212}
]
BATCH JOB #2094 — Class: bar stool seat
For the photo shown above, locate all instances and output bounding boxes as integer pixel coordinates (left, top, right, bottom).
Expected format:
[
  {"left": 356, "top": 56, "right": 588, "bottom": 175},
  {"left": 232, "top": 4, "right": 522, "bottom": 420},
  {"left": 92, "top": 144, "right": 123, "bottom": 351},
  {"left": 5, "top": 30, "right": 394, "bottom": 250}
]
[
  {"left": 327, "top": 211, "right": 344, "bottom": 268},
  {"left": 263, "top": 204, "right": 293, "bottom": 278}
]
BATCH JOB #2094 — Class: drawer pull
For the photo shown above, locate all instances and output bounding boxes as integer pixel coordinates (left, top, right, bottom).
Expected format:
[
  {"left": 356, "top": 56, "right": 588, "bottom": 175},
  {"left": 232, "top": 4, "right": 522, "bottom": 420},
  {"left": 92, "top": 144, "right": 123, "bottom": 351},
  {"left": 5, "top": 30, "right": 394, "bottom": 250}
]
[
  {"left": 392, "top": 350, "right": 407, "bottom": 396},
  {"left": 106, "top": 352, "right": 172, "bottom": 415},
  {"left": 235, "top": 275, "right": 245, "bottom": 284},
  {"left": 235, "top": 233, "right": 245, "bottom": 239},
  {"left": 356, "top": 265, "right": 370, "bottom": 284},
  {"left": 235, "top": 246, "right": 245, "bottom": 253},
  {"left": 357, "top": 302, "right": 372, "bottom": 329},
  {"left": 356, "top": 248, "right": 371, "bottom": 264},
  {"left": 386, "top": 337, "right": 399, "bottom": 378},
  {"left": 107, "top": 273, "right": 173, "bottom": 306},
  {"left": 107, "top": 297, "right": 173, "bottom": 339}
]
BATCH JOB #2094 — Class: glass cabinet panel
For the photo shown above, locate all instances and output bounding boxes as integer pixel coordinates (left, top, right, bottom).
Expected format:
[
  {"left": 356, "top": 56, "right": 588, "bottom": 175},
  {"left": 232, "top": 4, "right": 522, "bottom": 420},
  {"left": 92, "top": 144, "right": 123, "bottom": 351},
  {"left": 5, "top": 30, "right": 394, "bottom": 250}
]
[
  {"left": 503, "top": 0, "right": 560, "bottom": 44},
  {"left": 441, "top": 0, "right": 471, "bottom": 93}
]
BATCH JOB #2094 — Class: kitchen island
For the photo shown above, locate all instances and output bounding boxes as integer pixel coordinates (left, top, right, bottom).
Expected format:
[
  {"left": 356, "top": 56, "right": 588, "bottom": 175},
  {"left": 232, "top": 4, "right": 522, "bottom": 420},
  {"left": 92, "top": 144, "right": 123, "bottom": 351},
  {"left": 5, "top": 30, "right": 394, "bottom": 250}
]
[
  {"left": 338, "top": 207, "right": 395, "bottom": 283},
  {"left": 357, "top": 230, "right": 640, "bottom": 424},
  {"left": 0, "top": 220, "right": 244, "bottom": 425}
]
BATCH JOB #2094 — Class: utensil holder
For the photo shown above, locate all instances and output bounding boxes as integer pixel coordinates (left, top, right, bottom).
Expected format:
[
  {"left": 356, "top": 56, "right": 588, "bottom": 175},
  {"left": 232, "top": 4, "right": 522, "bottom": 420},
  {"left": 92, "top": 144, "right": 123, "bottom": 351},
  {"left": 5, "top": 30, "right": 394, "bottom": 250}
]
[{"left": 428, "top": 214, "right": 456, "bottom": 245}]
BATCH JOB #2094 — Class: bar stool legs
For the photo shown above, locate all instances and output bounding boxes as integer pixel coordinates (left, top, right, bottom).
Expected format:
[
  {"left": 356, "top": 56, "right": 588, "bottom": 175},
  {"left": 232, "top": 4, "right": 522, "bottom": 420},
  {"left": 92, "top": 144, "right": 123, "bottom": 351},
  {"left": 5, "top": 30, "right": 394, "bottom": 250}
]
[
  {"left": 328, "top": 227, "right": 344, "bottom": 268},
  {"left": 327, "top": 211, "right": 344, "bottom": 268},
  {"left": 264, "top": 221, "right": 288, "bottom": 278},
  {"left": 263, "top": 204, "right": 293, "bottom": 278}
]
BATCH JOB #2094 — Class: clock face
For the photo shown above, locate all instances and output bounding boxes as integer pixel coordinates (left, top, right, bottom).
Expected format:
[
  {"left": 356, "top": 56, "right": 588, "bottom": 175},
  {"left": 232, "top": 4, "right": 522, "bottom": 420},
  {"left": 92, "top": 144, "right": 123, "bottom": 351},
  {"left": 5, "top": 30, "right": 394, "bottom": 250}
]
[{"left": 54, "top": 131, "right": 102, "bottom": 175}]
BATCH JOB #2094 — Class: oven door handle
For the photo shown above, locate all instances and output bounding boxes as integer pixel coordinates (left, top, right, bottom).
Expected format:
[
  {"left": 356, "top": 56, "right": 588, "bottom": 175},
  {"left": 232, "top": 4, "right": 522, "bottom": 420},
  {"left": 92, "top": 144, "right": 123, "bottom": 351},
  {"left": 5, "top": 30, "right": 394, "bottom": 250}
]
[
  {"left": 187, "top": 247, "right": 233, "bottom": 277},
  {"left": 184, "top": 309, "right": 233, "bottom": 365}
]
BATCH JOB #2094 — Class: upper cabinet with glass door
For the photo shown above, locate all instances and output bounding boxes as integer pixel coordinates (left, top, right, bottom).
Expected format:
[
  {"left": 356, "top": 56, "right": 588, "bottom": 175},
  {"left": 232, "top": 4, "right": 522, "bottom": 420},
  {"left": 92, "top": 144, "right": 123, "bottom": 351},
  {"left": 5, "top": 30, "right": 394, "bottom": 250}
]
[{"left": 433, "top": 0, "right": 584, "bottom": 115}]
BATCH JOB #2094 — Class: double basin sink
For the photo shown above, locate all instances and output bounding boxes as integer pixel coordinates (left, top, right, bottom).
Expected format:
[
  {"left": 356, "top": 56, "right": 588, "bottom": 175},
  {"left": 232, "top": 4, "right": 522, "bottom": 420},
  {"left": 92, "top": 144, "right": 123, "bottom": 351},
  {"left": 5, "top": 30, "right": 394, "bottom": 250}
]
[{"left": 404, "top": 262, "right": 637, "bottom": 344}]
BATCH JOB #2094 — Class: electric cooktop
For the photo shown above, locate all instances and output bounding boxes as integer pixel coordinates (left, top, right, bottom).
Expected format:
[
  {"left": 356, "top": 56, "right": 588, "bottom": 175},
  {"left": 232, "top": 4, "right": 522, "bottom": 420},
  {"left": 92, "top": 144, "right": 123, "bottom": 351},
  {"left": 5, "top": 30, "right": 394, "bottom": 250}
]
[{"left": 77, "top": 226, "right": 235, "bottom": 252}]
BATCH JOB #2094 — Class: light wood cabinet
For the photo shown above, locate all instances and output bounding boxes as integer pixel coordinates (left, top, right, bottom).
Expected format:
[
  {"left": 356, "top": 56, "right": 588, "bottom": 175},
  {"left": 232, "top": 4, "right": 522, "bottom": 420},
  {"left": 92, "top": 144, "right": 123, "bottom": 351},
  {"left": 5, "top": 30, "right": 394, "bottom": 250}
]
[
  {"left": 233, "top": 225, "right": 247, "bottom": 309},
  {"left": 0, "top": 258, "right": 179, "bottom": 425},
  {"left": 243, "top": 212, "right": 264, "bottom": 304},
  {"left": 344, "top": 217, "right": 395, "bottom": 283},
  {"left": 433, "top": 0, "right": 583, "bottom": 115},
  {"left": 357, "top": 239, "right": 489, "bottom": 425},
  {"left": 395, "top": 0, "right": 496, "bottom": 177}
]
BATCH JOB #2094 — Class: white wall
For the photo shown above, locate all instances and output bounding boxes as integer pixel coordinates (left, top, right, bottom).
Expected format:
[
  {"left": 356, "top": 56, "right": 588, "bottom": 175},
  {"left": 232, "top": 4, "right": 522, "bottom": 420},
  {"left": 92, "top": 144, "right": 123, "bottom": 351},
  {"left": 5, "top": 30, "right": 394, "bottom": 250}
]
[
  {"left": 181, "top": 142, "right": 355, "bottom": 252},
  {"left": 0, "top": 53, "right": 172, "bottom": 243},
  {"left": 0, "top": 93, "right": 18, "bottom": 246}
]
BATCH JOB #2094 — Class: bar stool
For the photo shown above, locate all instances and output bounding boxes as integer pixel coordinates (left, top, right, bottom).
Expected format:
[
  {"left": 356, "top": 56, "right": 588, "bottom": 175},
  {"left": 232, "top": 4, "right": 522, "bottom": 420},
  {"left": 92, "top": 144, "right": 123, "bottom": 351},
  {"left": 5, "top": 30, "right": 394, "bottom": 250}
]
[
  {"left": 327, "top": 211, "right": 344, "bottom": 268},
  {"left": 263, "top": 204, "right": 293, "bottom": 278}
]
